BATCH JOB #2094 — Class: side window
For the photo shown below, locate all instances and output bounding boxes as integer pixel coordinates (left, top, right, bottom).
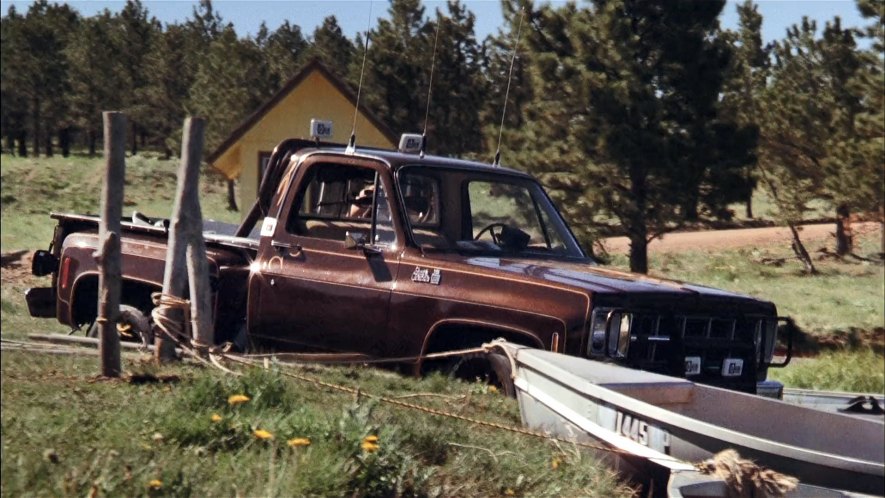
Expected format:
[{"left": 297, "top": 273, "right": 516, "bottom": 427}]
[
  {"left": 467, "top": 181, "right": 545, "bottom": 245},
  {"left": 399, "top": 172, "right": 440, "bottom": 228},
  {"left": 287, "top": 163, "right": 395, "bottom": 246}
]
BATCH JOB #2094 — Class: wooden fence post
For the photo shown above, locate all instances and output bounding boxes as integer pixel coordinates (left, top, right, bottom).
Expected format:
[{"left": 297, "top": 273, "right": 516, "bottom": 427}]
[
  {"left": 181, "top": 118, "right": 214, "bottom": 353},
  {"left": 96, "top": 111, "right": 126, "bottom": 377},
  {"left": 154, "top": 117, "right": 213, "bottom": 361}
]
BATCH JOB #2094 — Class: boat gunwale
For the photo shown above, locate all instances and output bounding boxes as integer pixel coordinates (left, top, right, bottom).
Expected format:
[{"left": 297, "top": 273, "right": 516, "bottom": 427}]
[{"left": 511, "top": 346, "right": 885, "bottom": 478}]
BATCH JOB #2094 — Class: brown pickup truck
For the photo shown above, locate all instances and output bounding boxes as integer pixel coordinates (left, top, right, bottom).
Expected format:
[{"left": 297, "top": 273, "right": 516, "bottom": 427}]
[{"left": 26, "top": 137, "right": 789, "bottom": 396}]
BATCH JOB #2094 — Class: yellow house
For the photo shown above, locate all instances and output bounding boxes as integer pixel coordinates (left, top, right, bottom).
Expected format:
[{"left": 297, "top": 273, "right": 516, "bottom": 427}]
[{"left": 208, "top": 59, "right": 397, "bottom": 215}]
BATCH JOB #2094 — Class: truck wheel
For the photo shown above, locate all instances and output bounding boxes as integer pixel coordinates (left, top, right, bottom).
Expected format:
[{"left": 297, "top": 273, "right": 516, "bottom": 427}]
[
  {"left": 449, "top": 352, "right": 516, "bottom": 398},
  {"left": 487, "top": 352, "right": 516, "bottom": 398},
  {"left": 87, "top": 305, "right": 153, "bottom": 345}
]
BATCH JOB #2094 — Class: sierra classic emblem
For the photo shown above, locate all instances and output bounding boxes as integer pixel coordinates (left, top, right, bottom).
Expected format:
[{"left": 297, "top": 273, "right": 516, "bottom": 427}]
[{"left": 412, "top": 267, "right": 441, "bottom": 285}]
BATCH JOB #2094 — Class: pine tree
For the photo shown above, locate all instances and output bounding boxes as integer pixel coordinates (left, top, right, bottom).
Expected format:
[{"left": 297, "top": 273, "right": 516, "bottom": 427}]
[
  {"left": 505, "top": 0, "right": 745, "bottom": 273},
  {"left": 259, "top": 20, "right": 309, "bottom": 90},
  {"left": 309, "top": 16, "right": 356, "bottom": 82},
  {"left": 363, "top": 0, "right": 430, "bottom": 135},
  {"left": 114, "top": 0, "right": 160, "bottom": 154},
  {"left": 66, "top": 12, "right": 129, "bottom": 156},
  {"left": 0, "top": 6, "right": 29, "bottom": 156}
]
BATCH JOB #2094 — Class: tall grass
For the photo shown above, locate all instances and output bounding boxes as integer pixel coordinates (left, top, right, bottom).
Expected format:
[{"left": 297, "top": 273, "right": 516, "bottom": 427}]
[
  {"left": 0, "top": 352, "right": 631, "bottom": 497},
  {"left": 768, "top": 349, "right": 885, "bottom": 393}
]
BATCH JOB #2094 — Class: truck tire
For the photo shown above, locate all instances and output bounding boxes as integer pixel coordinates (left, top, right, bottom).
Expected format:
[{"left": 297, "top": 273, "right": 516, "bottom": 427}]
[
  {"left": 448, "top": 351, "right": 516, "bottom": 398},
  {"left": 87, "top": 305, "right": 153, "bottom": 346}
]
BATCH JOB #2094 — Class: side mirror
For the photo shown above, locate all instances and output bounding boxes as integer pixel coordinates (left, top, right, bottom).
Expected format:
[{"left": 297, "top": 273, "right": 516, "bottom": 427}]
[{"left": 345, "top": 231, "right": 368, "bottom": 250}]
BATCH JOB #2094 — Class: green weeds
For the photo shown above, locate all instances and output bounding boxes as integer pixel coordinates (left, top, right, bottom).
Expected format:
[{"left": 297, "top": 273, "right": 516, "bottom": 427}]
[{"left": 0, "top": 353, "right": 631, "bottom": 497}]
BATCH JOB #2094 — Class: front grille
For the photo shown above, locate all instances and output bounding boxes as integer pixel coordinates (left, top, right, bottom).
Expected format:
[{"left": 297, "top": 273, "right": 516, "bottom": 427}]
[{"left": 589, "top": 308, "right": 768, "bottom": 389}]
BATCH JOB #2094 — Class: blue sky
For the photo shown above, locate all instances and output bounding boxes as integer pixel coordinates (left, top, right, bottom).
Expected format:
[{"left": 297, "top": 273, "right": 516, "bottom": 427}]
[{"left": 1, "top": 0, "right": 870, "bottom": 43}]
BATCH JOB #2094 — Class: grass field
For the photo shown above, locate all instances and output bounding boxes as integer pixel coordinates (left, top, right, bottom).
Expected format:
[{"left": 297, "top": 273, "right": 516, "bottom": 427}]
[{"left": 2, "top": 153, "right": 883, "bottom": 496}]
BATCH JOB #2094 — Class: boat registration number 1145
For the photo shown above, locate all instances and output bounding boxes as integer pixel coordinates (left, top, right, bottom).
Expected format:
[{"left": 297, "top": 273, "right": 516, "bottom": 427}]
[{"left": 614, "top": 410, "right": 671, "bottom": 453}]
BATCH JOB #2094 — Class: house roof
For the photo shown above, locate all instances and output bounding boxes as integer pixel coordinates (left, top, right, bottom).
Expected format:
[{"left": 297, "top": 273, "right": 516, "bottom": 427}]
[{"left": 206, "top": 58, "right": 398, "bottom": 166}]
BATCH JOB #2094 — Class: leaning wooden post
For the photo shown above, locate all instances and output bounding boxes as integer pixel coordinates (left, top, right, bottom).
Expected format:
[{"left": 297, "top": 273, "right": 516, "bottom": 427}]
[
  {"left": 154, "top": 117, "right": 212, "bottom": 361},
  {"left": 181, "top": 118, "right": 214, "bottom": 354},
  {"left": 96, "top": 111, "right": 126, "bottom": 377}
]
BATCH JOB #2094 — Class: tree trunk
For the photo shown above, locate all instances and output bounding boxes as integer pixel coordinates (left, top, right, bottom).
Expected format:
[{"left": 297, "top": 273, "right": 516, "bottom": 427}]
[
  {"left": 788, "top": 223, "right": 817, "bottom": 274},
  {"left": 45, "top": 131, "right": 53, "bottom": 157},
  {"left": 88, "top": 130, "right": 97, "bottom": 157},
  {"left": 131, "top": 122, "right": 138, "bottom": 155},
  {"left": 4, "top": 132, "right": 14, "bottom": 155},
  {"left": 59, "top": 128, "right": 71, "bottom": 157},
  {"left": 31, "top": 97, "right": 40, "bottom": 157},
  {"left": 17, "top": 132, "right": 27, "bottom": 157},
  {"left": 745, "top": 197, "right": 753, "bottom": 219},
  {"left": 835, "top": 204, "right": 853, "bottom": 256},
  {"left": 629, "top": 231, "right": 649, "bottom": 274},
  {"left": 227, "top": 180, "right": 238, "bottom": 211},
  {"left": 629, "top": 166, "right": 650, "bottom": 274},
  {"left": 683, "top": 196, "right": 699, "bottom": 222}
]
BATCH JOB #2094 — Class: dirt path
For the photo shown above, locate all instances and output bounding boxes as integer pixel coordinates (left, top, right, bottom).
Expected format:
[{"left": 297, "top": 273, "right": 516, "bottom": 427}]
[{"left": 601, "top": 221, "right": 882, "bottom": 255}]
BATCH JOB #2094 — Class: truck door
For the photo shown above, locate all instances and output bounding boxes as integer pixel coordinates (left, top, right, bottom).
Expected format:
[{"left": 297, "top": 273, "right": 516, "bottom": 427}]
[{"left": 248, "top": 157, "right": 399, "bottom": 355}]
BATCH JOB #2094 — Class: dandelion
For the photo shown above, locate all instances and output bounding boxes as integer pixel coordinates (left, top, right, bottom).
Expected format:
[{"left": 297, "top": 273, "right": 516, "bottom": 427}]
[
  {"left": 228, "top": 394, "right": 250, "bottom": 406},
  {"left": 287, "top": 437, "right": 311, "bottom": 447},
  {"left": 148, "top": 479, "right": 162, "bottom": 490},
  {"left": 253, "top": 429, "right": 274, "bottom": 440},
  {"left": 210, "top": 413, "right": 222, "bottom": 423},
  {"left": 361, "top": 435, "right": 380, "bottom": 453}
]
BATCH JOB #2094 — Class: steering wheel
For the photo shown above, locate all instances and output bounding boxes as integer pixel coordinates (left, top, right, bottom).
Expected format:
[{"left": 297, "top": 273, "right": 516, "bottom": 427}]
[{"left": 474, "top": 222, "right": 508, "bottom": 245}]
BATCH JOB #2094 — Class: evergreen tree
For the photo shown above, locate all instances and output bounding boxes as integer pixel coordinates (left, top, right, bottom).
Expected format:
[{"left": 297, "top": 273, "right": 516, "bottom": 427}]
[
  {"left": 757, "top": 13, "right": 880, "bottom": 264},
  {"left": 114, "top": 0, "right": 161, "bottom": 154},
  {"left": 720, "top": 1, "right": 769, "bottom": 219},
  {"left": 363, "top": 0, "right": 430, "bottom": 135},
  {"left": 309, "top": 16, "right": 356, "bottom": 82},
  {"left": 189, "top": 26, "right": 272, "bottom": 153},
  {"left": 66, "top": 11, "right": 129, "bottom": 156},
  {"left": 505, "top": 0, "right": 745, "bottom": 272},
  {"left": 259, "top": 20, "right": 309, "bottom": 90},
  {"left": 0, "top": 6, "right": 29, "bottom": 156},
  {"left": 16, "top": 0, "right": 79, "bottom": 156},
  {"left": 137, "top": 23, "right": 192, "bottom": 158},
  {"left": 420, "top": 1, "right": 486, "bottom": 155}
]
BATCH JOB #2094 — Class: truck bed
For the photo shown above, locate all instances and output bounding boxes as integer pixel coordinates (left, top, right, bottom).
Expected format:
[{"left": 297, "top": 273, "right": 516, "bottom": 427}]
[{"left": 50, "top": 212, "right": 260, "bottom": 253}]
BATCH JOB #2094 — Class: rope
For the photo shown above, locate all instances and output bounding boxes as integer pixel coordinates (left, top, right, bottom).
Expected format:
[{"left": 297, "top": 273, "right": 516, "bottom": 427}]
[{"left": 214, "top": 348, "right": 636, "bottom": 459}]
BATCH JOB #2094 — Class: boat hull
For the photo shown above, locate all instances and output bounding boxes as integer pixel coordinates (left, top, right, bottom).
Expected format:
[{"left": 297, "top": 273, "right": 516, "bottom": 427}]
[{"left": 507, "top": 345, "right": 885, "bottom": 496}]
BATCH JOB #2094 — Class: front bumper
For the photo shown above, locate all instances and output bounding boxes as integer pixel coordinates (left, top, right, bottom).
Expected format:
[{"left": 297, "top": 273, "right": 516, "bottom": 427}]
[{"left": 756, "top": 380, "right": 784, "bottom": 399}]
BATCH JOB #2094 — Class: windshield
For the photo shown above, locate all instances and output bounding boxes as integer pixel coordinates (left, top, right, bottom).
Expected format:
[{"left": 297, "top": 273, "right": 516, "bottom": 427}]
[{"left": 397, "top": 166, "right": 586, "bottom": 259}]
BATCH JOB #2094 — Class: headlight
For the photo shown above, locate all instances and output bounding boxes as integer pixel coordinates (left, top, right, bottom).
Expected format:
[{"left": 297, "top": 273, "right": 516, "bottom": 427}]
[{"left": 589, "top": 309, "right": 632, "bottom": 358}]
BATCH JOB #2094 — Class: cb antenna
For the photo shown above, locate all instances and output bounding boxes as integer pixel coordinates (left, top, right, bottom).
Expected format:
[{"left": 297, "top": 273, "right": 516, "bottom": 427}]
[
  {"left": 348, "top": 0, "right": 375, "bottom": 155},
  {"left": 493, "top": 8, "right": 525, "bottom": 167},
  {"left": 420, "top": 12, "right": 443, "bottom": 158}
]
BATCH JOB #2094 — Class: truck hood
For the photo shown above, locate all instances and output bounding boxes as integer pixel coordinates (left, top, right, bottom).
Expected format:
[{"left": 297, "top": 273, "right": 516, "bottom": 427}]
[{"left": 460, "top": 256, "right": 766, "bottom": 304}]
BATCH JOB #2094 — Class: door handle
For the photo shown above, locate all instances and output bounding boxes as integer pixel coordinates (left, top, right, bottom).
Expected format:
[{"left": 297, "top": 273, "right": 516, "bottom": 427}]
[{"left": 272, "top": 240, "right": 302, "bottom": 257}]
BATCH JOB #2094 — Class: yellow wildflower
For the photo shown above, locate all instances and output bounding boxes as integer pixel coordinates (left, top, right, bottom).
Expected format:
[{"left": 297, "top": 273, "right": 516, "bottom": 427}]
[
  {"left": 551, "top": 457, "right": 560, "bottom": 470},
  {"left": 504, "top": 488, "right": 515, "bottom": 496},
  {"left": 361, "top": 435, "right": 380, "bottom": 453},
  {"left": 287, "top": 437, "right": 311, "bottom": 447},
  {"left": 253, "top": 429, "right": 274, "bottom": 440},
  {"left": 488, "top": 385, "right": 498, "bottom": 393},
  {"left": 148, "top": 479, "right": 162, "bottom": 490},
  {"left": 227, "top": 394, "right": 250, "bottom": 406},
  {"left": 210, "top": 413, "right": 222, "bottom": 423}
]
